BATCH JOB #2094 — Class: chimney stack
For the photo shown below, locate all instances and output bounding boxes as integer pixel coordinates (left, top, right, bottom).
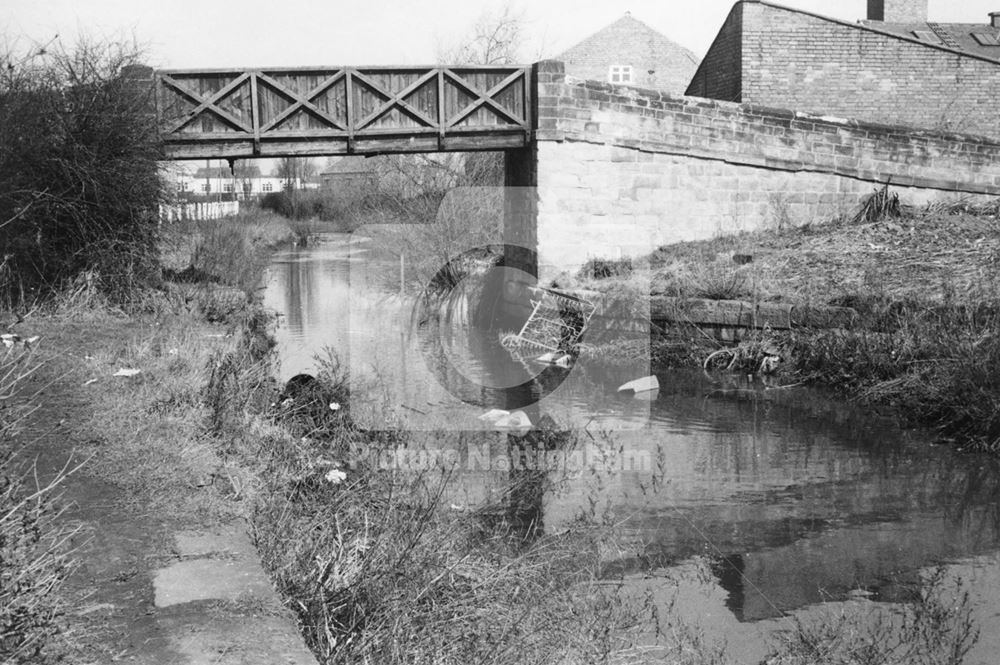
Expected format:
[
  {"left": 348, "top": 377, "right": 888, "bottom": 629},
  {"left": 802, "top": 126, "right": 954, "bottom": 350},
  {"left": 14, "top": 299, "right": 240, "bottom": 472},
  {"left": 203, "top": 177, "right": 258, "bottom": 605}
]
[
  {"left": 990, "top": 11, "right": 1000, "bottom": 28},
  {"left": 867, "top": 0, "right": 929, "bottom": 22}
]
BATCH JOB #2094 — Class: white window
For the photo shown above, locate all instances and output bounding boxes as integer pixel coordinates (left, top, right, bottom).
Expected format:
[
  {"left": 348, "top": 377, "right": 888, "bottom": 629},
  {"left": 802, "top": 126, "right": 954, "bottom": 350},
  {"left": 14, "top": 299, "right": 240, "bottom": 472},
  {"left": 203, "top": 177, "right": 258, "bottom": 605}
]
[
  {"left": 972, "top": 31, "right": 1000, "bottom": 46},
  {"left": 609, "top": 65, "right": 633, "bottom": 84},
  {"left": 912, "top": 30, "right": 942, "bottom": 44},
  {"left": 262, "top": 182, "right": 273, "bottom": 192},
  {"left": 223, "top": 183, "right": 235, "bottom": 193},
  {"left": 201, "top": 183, "right": 210, "bottom": 193}
]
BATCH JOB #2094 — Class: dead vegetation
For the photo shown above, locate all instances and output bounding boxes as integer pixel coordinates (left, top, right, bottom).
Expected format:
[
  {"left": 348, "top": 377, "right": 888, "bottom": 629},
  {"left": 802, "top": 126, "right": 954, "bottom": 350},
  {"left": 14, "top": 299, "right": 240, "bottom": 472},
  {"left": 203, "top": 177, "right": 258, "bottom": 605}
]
[
  {"left": 643, "top": 189, "right": 1000, "bottom": 450},
  {"left": 0, "top": 341, "right": 76, "bottom": 664},
  {"left": 650, "top": 193, "right": 1000, "bottom": 306}
]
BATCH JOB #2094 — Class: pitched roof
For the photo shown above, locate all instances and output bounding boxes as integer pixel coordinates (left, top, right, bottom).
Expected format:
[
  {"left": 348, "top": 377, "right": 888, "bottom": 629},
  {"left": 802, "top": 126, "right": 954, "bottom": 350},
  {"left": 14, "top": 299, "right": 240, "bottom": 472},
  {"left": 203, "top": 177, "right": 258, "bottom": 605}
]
[
  {"left": 193, "top": 166, "right": 233, "bottom": 179},
  {"left": 321, "top": 156, "right": 375, "bottom": 176},
  {"left": 555, "top": 13, "right": 700, "bottom": 93},
  {"left": 863, "top": 21, "right": 1000, "bottom": 62},
  {"left": 744, "top": 1, "right": 1000, "bottom": 66}
]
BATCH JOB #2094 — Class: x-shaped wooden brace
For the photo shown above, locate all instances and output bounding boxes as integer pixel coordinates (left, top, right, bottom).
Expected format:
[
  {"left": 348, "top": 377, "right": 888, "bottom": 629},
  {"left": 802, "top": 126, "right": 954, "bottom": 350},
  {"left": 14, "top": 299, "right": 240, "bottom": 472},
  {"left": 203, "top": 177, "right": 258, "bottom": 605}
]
[
  {"left": 160, "top": 73, "right": 253, "bottom": 135},
  {"left": 351, "top": 69, "right": 439, "bottom": 131},
  {"left": 444, "top": 69, "right": 525, "bottom": 129},
  {"left": 256, "top": 71, "right": 349, "bottom": 132}
]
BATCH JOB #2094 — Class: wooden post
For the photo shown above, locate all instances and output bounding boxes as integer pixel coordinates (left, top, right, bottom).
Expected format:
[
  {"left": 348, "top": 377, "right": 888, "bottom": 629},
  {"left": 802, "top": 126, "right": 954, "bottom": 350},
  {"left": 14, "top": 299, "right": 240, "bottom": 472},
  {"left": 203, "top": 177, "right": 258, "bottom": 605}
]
[{"left": 400, "top": 254, "right": 405, "bottom": 296}]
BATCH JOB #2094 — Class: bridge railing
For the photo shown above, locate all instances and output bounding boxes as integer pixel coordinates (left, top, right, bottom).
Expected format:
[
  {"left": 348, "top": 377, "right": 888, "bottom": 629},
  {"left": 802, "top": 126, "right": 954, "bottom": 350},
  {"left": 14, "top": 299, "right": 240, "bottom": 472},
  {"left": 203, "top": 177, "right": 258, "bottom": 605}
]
[{"left": 154, "top": 66, "right": 533, "bottom": 159}]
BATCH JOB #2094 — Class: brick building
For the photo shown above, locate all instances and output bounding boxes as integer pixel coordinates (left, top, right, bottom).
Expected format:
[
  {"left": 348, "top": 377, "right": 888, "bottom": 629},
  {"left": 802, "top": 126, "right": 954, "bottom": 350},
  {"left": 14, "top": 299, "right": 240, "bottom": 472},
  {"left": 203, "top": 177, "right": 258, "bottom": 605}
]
[
  {"left": 555, "top": 12, "right": 700, "bottom": 94},
  {"left": 687, "top": 0, "right": 1000, "bottom": 139}
]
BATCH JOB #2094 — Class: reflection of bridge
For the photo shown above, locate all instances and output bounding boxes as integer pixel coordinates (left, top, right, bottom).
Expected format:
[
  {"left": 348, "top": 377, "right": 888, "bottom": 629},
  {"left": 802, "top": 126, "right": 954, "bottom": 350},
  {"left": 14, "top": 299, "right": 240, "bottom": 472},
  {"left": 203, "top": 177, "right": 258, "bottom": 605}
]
[
  {"left": 134, "top": 60, "right": 1000, "bottom": 276},
  {"left": 153, "top": 66, "right": 532, "bottom": 159}
]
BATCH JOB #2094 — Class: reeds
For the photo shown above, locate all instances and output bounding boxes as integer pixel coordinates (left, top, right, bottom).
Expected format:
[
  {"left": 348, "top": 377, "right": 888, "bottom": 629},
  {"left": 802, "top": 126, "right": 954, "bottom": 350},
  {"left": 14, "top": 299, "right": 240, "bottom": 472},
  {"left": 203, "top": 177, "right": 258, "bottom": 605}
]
[{"left": 779, "top": 300, "right": 1000, "bottom": 449}]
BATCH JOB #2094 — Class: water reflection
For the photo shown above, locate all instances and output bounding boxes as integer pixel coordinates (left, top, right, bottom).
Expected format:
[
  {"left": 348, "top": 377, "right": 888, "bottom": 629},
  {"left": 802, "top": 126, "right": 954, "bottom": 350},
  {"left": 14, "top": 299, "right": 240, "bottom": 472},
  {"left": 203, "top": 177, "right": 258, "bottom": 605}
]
[{"left": 263, "top": 233, "right": 1000, "bottom": 662}]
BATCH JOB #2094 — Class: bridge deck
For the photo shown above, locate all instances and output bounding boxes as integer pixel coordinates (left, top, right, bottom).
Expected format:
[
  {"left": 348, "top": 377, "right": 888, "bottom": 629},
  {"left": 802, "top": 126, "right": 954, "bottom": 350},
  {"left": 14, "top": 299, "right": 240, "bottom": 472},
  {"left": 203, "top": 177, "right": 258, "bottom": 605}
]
[{"left": 155, "top": 66, "right": 532, "bottom": 159}]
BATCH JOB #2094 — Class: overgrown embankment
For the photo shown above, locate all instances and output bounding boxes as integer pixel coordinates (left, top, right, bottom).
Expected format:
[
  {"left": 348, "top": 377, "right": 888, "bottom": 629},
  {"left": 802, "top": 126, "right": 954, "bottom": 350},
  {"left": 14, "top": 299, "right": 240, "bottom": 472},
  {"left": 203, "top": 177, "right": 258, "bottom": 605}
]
[{"left": 579, "top": 193, "right": 1000, "bottom": 451}]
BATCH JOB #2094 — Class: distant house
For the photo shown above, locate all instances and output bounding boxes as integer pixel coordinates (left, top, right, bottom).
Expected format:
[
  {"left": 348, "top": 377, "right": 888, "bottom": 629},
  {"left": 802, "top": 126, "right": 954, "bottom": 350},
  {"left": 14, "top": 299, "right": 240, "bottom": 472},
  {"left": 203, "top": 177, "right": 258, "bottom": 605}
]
[
  {"left": 687, "top": 0, "right": 1000, "bottom": 138},
  {"left": 166, "top": 163, "right": 316, "bottom": 199},
  {"left": 555, "top": 12, "right": 700, "bottom": 94},
  {"left": 320, "top": 156, "right": 377, "bottom": 192}
]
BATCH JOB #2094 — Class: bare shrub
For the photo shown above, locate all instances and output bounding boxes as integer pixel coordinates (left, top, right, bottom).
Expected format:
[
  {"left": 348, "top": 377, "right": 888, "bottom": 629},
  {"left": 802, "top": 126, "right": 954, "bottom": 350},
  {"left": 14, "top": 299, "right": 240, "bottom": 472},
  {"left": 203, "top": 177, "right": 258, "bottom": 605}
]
[{"left": 0, "top": 37, "right": 163, "bottom": 305}]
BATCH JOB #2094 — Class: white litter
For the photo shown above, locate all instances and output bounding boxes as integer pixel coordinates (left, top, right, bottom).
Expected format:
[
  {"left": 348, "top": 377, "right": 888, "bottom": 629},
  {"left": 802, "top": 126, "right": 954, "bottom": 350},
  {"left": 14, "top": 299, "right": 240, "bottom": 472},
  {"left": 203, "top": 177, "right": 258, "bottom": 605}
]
[
  {"left": 617, "top": 375, "right": 660, "bottom": 393},
  {"left": 494, "top": 410, "right": 532, "bottom": 431},
  {"left": 83, "top": 378, "right": 99, "bottom": 386},
  {"left": 478, "top": 409, "right": 510, "bottom": 423},
  {"left": 324, "top": 468, "right": 347, "bottom": 484},
  {"left": 631, "top": 388, "right": 660, "bottom": 402},
  {"left": 112, "top": 368, "right": 142, "bottom": 377},
  {"left": 329, "top": 402, "right": 341, "bottom": 411},
  {"left": 535, "top": 352, "right": 573, "bottom": 368}
]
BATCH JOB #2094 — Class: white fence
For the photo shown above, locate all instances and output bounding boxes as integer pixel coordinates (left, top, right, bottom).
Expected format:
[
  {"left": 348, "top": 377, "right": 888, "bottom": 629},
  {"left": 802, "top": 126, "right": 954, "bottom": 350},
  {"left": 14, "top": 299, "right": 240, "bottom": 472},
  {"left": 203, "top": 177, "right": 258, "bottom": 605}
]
[{"left": 159, "top": 200, "right": 240, "bottom": 223}]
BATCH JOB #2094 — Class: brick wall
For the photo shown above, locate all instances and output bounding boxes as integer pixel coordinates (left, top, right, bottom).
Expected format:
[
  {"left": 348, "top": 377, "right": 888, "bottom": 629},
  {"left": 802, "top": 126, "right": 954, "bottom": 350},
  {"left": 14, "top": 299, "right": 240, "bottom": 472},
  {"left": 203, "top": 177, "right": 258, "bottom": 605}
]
[
  {"left": 739, "top": 2, "right": 1000, "bottom": 139},
  {"left": 868, "top": 0, "right": 928, "bottom": 22},
  {"left": 530, "top": 60, "right": 1000, "bottom": 276},
  {"left": 686, "top": 4, "right": 743, "bottom": 102}
]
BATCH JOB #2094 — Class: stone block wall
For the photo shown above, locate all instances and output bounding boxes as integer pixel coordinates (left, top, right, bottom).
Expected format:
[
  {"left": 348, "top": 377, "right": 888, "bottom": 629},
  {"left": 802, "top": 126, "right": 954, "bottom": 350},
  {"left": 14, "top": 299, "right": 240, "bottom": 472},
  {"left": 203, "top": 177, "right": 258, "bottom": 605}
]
[{"left": 532, "top": 60, "right": 1000, "bottom": 276}]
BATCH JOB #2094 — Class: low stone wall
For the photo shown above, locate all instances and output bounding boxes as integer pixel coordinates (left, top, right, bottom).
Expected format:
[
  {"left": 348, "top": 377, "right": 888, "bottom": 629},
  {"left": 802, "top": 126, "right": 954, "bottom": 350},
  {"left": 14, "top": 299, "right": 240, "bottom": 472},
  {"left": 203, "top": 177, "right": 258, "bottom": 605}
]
[
  {"left": 531, "top": 60, "right": 1000, "bottom": 276},
  {"left": 651, "top": 296, "right": 858, "bottom": 342}
]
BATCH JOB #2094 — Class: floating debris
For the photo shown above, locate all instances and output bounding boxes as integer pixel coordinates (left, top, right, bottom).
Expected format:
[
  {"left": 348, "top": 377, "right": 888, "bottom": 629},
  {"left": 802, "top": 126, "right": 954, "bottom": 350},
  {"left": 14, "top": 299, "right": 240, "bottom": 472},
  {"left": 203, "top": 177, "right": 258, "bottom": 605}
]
[
  {"left": 630, "top": 388, "right": 660, "bottom": 402},
  {"left": 495, "top": 410, "right": 531, "bottom": 431},
  {"left": 617, "top": 375, "right": 660, "bottom": 393},
  {"left": 534, "top": 352, "right": 573, "bottom": 368},
  {"left": 478, "top": 409, "right": 532, "bottom": 431},
  {"left": 478, "top": 409, "right": 510, "bottom": 423},
  {"left": 502, "top": 286, "right": 596, "bottom": 356}
]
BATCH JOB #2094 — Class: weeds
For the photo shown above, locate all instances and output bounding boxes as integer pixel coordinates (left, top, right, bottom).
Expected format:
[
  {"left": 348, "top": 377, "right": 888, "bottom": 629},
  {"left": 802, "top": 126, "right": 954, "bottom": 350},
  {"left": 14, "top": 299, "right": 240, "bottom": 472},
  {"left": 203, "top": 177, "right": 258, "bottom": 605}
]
[
  {"left": 777, "top": 300, "right": 1000, "bottom": 449},
  {"left": 768, "top": 567, "right": 978, "bottom": 665},
  {"left": 852, "top": 182, "right": 902, "bottom": 225},
  {"left": 653, "top": 261, "right": 751, "bottom": 301},
  {"left": 157, "top": 210, "right": 297, "bottom": 322},
  {"left": 0, "top": 342, "right": 75, "bottom": 663},
  {"left": 252, "top": 435, "right": 655, "bottom": 664},
  {"left": 579, "top": 257, "right": 634, "bottom": 280}
]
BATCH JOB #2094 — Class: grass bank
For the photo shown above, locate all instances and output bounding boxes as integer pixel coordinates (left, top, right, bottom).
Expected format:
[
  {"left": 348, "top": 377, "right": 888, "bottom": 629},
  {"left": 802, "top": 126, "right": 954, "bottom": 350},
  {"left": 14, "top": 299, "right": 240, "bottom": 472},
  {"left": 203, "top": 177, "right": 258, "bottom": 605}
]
[
  {"left": 571, "top": 193, "right": 1000, "bottom": 451},
  {"left": 0, "top": 209, "right": 300, "bottom": 661}
]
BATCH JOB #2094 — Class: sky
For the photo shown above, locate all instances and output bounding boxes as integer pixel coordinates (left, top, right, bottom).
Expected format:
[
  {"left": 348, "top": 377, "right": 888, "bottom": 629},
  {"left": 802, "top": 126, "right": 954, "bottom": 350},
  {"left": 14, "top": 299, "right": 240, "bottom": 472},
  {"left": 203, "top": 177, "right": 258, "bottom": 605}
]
[{"left": 5, "top": 0, "right": 1000, "bottom": 69}]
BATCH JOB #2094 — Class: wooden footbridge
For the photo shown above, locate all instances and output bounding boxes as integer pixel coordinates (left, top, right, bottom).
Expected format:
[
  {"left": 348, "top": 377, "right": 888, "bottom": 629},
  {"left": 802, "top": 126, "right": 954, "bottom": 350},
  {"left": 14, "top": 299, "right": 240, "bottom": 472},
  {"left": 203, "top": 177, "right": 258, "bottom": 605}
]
[{"left": 149, "top": 65, "right": 533, "bottom": 159}]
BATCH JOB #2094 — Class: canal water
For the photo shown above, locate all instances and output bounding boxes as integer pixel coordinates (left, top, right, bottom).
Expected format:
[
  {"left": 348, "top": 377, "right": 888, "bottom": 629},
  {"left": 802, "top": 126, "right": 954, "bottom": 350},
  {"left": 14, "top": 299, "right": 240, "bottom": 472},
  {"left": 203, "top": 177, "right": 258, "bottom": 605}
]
[{"left": 262, "top": 231, "right": 1000, "bottom": 663}]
